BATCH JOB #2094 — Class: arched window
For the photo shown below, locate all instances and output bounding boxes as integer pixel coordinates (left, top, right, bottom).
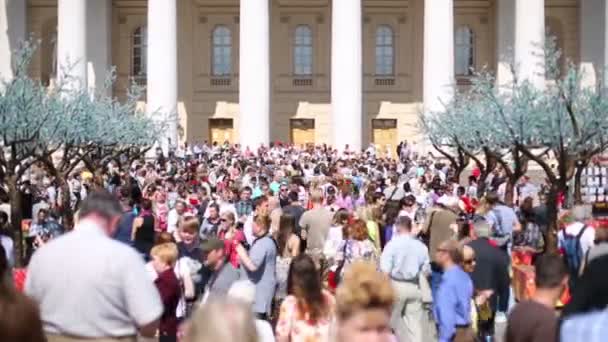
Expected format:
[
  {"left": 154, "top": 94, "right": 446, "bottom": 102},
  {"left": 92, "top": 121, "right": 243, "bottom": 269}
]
[
  {"left": 455, "top": 26, "right": 475, "bottom": 76},
  {"left": 132, "top": 26, "right": 147, "bottom": 81},
  {"left": 212, "top": 26, "right": 232, "bottom": 76},
  {"left": 375, "top": 25, "right": 394, "bottom": 76},
  {"left": 294, "top": 25, "right": 313, "bottom": 76}
]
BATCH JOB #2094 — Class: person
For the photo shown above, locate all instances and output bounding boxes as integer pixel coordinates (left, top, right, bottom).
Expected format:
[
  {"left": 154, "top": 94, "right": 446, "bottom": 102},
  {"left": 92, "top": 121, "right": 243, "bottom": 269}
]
[
  {"left": 323, "top": 209, "right": 349, "bottom": 263},
  {"left": 282, "top": 191, "right": 306, "bottom": 236},
  {"left": 28, "top": 208, "right": 64, "bottom": 251},
  {"left": 244, "top": 195, "right": 270, "bottom": 245},
  {"left": 299, "top": 190, "right": 333, "bottom": 266},
  {"left": 466, "top": 216, "right": 510, "bottom": 339},
  {"left": 433, "top": 240, "right": 474, "bottom": 342},
  {"left": 200, "top": 203, "right": 221, "bottom": 240},
  {"left": 562, "top": 254, "right": 608, "bottom": 318},
  {"left": 113, "top": 189, "right": 135, "bottom": 244},
  {"left": 235, "top": 186, "right": 254, "bottom": 221},
  {"left": 132, "top": 198, "right": 156, "bottom": 258},
  {"left": 0, "top": 212, "right": 14, "bottom": 268},
  {"left": 380, "top": 216, "right": 430, "bottom": 342},
  {"left": 334, "top": 261, "right": 395, "bottom": 342},
  {"left": 185, "top": 296, "right": 259, "bottom": 342},
  {"left": 384, "top": 175, "right": 406, "bottom": 202},
  {"left": 506, "top": 254, "right": 568, "bottom": 342},
  {"left": 584, "top": 223, "right": 608, "bottom": 268},
  {"left": 484, "top": 192, "right": 520, "bottom": 251},
  {"left": 218, "top": 211, "right": 246, "bottom": 268},
  {"left": 228, "top": 280, "right": 276, "bottom": 342},
  {"left": 513, "top": 196, "right": 544, "bottom": 252},
  {"left": 150, "top": 243, "right": 182, "bottom": 342},
  {"left": 276, "top": 254, "right": 335, "bottom": 342},
  {"left": 422, "top": 196, "right": 459, "bottom": 296},
  {"left": 25, "top": 191, "right": 162, "bottom": 341},
  {"left": 200, "top": 237, "right": 239, "bottom": 298},
  {"left": 168, "top": 200, "right": 187, "bottom": 241},
  {"left": 335, "top": 219, "right": 378, "bottom": 280},
  {"left": 275, "top": 214, "right": 301, "bottom": 302},
  {"left": 559, "top": 204, "right": 595, "bottom": 288},
  {"left": 236, "top": 214, "right": 277, "bottom": 319}
]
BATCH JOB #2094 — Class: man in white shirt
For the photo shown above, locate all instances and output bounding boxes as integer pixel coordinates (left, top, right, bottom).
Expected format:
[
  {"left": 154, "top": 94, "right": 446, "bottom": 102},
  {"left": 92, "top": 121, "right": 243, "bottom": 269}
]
[
  {"left": 558, "top": 205, "right": 595, "bottom": 258},
  {"left": 26, "top": 191, "right": 162, "bottom": 341},
  {"left": 168, "top": 200, "right": 187, "bottom": 241}
]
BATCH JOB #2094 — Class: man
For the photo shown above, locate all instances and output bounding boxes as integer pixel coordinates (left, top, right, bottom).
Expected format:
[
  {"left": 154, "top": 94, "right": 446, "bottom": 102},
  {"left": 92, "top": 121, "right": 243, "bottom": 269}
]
[
  {"left": 299, "top": 190, "right": 333, "bottom": 264},
  {"left": 278, "top": 183, "right": 290, "bottom": 207},
  {"left": 167, "top": 200, "right": 186, "bottom": 241},
  {"left": 384, "top": 175, "right": 406, "bottom": 202},
  {"left": 235, "top": 186, "right": 254, "bottom": 220},
  {"left": 422, "top": 196, "right": 459, "bottom": 296},
  {"left": 485, "top": 192, "right": 520, "bottom": 251},
  {"left": 433, "top": 240, "right": 474, "bottom": 342},
  {"left": 113, "top": 189, "right": 135, "bottom": 245},
  {"left": 506, "top": 254, "right": 567, "bottom": 342},
  {"left": 467, "top": 217, "right": 510, "bottom": 339},
  {"left": 26, "top": 191, "right": 162, "bottom": 341},
  {"left": 380, "top": 216, "right": 430, "bottom": 342},
  {"left": 200, "top": 237, "right": 239, "bottom": 299},
  {"left": 244, "top": 196, "right": 270, "bottom": 245},
  {"left": 282, "top": 191, "right": 305, "bottom": 236},
  {"left": 558, "top": 204, "right": 595, "bottom": 288},
  {"left": 200, "top": 203, "right": 221, "bottom": 240}
]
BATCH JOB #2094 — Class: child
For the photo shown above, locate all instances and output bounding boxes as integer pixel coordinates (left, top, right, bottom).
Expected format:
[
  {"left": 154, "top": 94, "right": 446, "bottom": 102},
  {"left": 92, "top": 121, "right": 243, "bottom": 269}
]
[{"left": 150, "top": 243, "right": 181, "bottom": 342}]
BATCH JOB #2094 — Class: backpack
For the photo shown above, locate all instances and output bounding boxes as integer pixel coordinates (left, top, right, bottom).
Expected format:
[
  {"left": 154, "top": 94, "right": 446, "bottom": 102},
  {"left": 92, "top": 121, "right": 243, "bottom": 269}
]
[{"left": 562, "top": 225, "right": 587, "bottom": 287}]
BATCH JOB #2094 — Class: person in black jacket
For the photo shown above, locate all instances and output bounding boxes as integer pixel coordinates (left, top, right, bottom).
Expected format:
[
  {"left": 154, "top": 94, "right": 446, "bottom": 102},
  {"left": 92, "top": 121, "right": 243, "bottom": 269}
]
[{"left": 467, "top": 217, "right": 511, "bottom": 340}]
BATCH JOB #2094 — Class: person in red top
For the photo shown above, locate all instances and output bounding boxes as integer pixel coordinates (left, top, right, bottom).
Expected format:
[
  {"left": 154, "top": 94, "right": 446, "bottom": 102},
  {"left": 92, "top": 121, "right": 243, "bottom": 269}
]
[
  {"left": 457, "top": 186, "right": 476, "bottom": 214},
  {"left": 218, "top": 211, "right": 245, "bottom": 268},
  {"left": 150, "top": 243, "right": 182, "bottom": 342}
]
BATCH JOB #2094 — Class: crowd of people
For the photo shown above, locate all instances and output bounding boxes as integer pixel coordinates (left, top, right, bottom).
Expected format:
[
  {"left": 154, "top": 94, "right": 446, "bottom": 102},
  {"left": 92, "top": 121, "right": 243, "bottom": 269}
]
[{"left": 1, "top": 141, "right": 608, "bottom": 342}]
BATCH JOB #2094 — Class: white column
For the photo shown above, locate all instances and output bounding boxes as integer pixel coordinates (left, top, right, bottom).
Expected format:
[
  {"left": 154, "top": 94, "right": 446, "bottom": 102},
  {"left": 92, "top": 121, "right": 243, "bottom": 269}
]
[
  {"left": 0, "top": 0, "right": 27, "bottom": 80},
  {"left": 423, "top": 0, "right": 455, "bottom": 113},
  {"left": 147, "top": 0, "right": 178, "bottom": 152},
  {"left": 514, "top": 0, "right": 545, "bottom": 88},
  {"left": 580, "top": 0, "right": 607, "bottom": 88},
  {"left": 331, "top": 0, "right": 363, "bottom": 152},
  {"left": 239, "top": 0, "right": 270, "bottom": 149},
  {"left": 57, "top": 0, "right": 87, "bottom": 90},
  {"left": 86, "top": 0, "right": 111, "bottom": 95},
  {"left": 496, "top": 0, "right": 515, "bottom": 89}
]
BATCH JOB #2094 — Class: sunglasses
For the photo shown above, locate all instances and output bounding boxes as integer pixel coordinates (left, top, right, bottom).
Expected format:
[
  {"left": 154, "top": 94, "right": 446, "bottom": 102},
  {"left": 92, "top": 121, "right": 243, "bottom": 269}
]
[
  {"left": 464, "top": 258, "right": 476, "bottom": 265},
  {"left": 220, "top": 218, "right": 229, "bottom": 222}
]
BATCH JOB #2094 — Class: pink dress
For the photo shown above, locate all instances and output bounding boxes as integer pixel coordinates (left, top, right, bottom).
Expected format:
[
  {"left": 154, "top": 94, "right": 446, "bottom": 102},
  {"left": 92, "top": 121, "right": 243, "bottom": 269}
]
[{"left": 276, "top": 290, "right": 335, "bottom": 342}]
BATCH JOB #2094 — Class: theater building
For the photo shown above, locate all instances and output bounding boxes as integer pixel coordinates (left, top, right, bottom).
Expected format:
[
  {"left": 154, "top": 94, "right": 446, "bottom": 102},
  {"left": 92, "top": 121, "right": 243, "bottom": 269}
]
[{"left": 0, "top": 0, "right": 602, "bottom": 152}]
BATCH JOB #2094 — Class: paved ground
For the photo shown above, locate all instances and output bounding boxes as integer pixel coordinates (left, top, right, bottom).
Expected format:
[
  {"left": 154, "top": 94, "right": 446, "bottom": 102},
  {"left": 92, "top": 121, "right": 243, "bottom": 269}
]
[{"left": 420, "top": 309, "right": 507, "bottom": 341}]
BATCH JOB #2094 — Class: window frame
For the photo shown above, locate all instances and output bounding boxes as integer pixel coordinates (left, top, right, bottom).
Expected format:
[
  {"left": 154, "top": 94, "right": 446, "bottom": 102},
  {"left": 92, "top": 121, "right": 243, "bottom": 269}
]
[
  {"left": 454, "top": 25, "right": 475, "bottom": 77},
  {"left": 211, "top": 25, "right": 233, "bottom": 77},
  {"left": 131, "top": 26, "right": 148, "bottom": 83},
  {"left": 293, "top": 24, "right": 313, "bottom": 78},
  {"left": 374, "top": 25, "right": 395, "bottom": 78}
]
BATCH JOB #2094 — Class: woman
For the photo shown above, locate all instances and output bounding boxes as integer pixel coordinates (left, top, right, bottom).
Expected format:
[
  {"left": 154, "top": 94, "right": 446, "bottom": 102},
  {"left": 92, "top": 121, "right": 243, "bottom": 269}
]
[
  {"left": 218, "top": 211, "right": 246, "bottom": 268},
  {"left": 324, "top": 210, "right": 349, "bottom": 263},
  {"left": 155, "top": 191, "right": 170, "bottom": 232},
  {"left": 275, "top": 214, "right": 301, "bottom": 301},
  {"left": 514, "top": 197, "right": 544, "bottom": 252},
  {"left": 381, "top": 200, "right": 400, "bottom": 247},
  {"left": 132, "top": 198, "right": 156, "bottom": 258},
  {"left": 334, "top": 261, "right": 395, "bottom": 342},
  {"left": 236, "top": 214, "right": 277, "bottom": 319},
  {"left": 335, "top": 183, "right": 354, "bottom": 212},
  {"left": 355, "top": 207, "right": 381, "bottom": 251},
  {"left": 0, "top": 244, "right": 46, "bottom": 342},
  {"left": 335, "top": 219, "right": 378, "bottom": 280},
  {"left": 186, "top": 297, "right": 258, "bottom": 342},
  {"left": 276, "top": 254, "right": 335, "bottom": 342}
]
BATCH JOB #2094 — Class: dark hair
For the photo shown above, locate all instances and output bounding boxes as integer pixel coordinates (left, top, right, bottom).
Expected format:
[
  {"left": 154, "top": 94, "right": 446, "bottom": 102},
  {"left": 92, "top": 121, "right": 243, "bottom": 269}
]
[
  {"left": 332, "top": 209, "right": 350, "bottom": 226},
  {"left": 287, "top": 254, "right": 329, "bottom": 322},
  {"left": 208, "top": 203, "right": 220, "bottom": 212},
  {"left": 277, "top": 214, "right": 296, "bottom": 256},
  {"left": 253, "top": 195, "right": 268, "bottom": 210},
  {"left": 78, "top": 191, "right": 122, "bottom": 222},
  {"left": 141, "top": 198, "right": 153, "bottom": 211},
  {"left": 485, "top": 192, "right": 500, "bottom": 206},
  {"left": 241, "top": 186, "right": 252, "bottom": 194},
  {"left": 287, "top": 191, "right": 299, "bottom": 203},
  {"left": 534, "top": 254, "right": 568, "bottom": 289}
]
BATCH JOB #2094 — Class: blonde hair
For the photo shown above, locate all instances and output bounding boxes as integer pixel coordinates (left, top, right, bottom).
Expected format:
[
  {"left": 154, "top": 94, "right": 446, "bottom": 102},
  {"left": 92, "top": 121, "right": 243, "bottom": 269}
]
[
  {"left": 150, "top": 242, "right": 178, "bottom": 266},
  {"left": 336, "top": 261, "right": 394, "bottom": 320},
  {"left": 310, "top": 189, "right": 324, "bottom": 204},
  {"left": 186, "top": 297, "right": 258, "bottom": 342}
]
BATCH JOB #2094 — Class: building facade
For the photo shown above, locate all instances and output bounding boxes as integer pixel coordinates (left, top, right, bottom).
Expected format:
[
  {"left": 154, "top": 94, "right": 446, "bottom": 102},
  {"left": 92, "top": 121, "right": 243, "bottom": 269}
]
[{"left": 0, "top": 0, "right": 605, "bottom": 152}]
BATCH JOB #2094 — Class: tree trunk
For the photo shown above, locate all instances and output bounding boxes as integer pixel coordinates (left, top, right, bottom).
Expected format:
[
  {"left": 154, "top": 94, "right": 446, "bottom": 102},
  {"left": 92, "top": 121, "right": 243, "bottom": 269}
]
[
  {"left": 573, "top": 164, "right": 586, "bottom": 204},
  {"left": 6, "top": 176, "right": 24, "bottom": 266},
  {"left": 504, "top": 181, "right": 516, "bottom": 207},
  {"left": 58, "top": 177, "right": 74, "bottom": 230}
]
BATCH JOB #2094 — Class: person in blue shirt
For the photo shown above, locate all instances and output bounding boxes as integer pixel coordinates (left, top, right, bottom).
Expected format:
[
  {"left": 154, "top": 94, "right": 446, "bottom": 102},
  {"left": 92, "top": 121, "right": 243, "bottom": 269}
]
[
  {"left": 380, "top": 216, "right": 430, "bottom": 342},
  {"left": 433, "top": 240, "right": 475, "bottom": 342}
]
